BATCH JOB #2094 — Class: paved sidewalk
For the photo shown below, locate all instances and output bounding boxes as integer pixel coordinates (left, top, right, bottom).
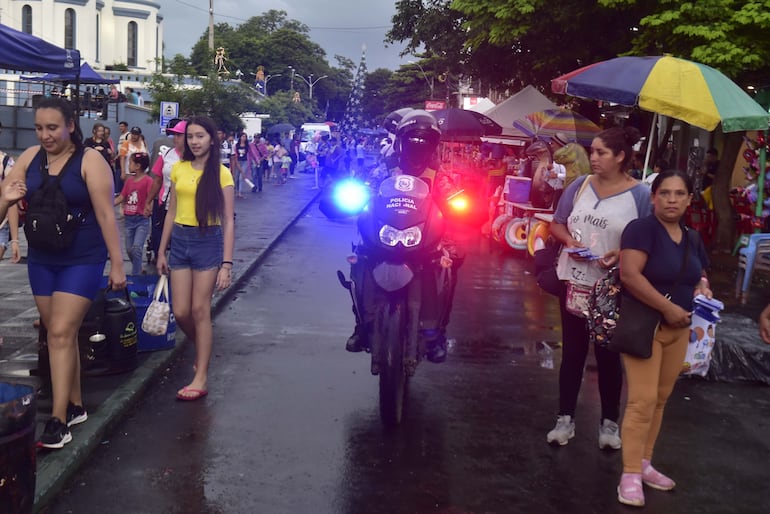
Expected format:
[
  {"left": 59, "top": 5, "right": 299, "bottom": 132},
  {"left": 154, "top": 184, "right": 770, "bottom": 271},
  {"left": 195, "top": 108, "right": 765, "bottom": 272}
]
[{"left": 0, "top": 172, "right": 321, "bottom": 511}]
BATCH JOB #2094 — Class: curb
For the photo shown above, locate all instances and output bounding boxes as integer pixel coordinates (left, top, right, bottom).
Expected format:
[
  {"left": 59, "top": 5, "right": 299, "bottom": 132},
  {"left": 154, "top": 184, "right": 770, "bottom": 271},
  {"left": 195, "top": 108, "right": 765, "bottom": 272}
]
[{"left": 33, "top": 189, "right": 322, "bottom": 511}]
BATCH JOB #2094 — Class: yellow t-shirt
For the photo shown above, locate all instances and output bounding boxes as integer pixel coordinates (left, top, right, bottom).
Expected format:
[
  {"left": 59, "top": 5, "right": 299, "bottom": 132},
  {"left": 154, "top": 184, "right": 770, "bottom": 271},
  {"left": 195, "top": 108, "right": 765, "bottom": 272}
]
[{"left": 170, "top": 161, "right": 234, "bottom": 226}]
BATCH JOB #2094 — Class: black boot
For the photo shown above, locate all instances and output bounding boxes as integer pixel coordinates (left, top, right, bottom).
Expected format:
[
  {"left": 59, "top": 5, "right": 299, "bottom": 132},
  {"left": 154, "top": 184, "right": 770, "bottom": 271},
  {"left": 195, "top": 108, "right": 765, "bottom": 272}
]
[
  {"left": 425, "top": 334, "right": 447, "bottom": 363},
  {"left": 345, "top": 324, "right": 367, "bottom": 352}
]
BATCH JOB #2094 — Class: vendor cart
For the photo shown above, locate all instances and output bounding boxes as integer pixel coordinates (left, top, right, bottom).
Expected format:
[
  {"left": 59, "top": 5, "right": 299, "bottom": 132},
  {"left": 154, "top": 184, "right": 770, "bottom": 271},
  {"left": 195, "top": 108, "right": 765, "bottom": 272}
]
[
  {"left": 490, "top": 175, "right": 554, "bottom": 255},
  {"left": 503, "top": 202, "right": 554, "bottom": 255}
]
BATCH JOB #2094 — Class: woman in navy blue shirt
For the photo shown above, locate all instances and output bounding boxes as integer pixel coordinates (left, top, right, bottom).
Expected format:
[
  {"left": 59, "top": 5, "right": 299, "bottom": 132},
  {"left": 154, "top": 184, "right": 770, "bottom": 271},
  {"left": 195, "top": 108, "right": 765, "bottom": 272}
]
[
  {"left": 0, "top": 98, "right": 125, "bottom": 449},
  {"left": 616, "top": 169, "right": 711, "bottom": 506}
]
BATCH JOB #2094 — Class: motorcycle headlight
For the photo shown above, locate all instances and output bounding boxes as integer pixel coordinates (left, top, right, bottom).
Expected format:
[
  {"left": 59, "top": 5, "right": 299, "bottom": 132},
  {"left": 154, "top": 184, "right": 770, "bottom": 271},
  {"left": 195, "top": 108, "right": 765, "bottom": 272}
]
[{"left": 378, "top": 224, "right": 422, "bottom": 247}]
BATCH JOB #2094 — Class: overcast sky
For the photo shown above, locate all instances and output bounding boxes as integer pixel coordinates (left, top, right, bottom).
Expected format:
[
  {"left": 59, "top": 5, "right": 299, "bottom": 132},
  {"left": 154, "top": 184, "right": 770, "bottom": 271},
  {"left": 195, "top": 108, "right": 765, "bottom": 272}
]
[{"left": 162, "top": 0, "right": 410, "bottom": 71}]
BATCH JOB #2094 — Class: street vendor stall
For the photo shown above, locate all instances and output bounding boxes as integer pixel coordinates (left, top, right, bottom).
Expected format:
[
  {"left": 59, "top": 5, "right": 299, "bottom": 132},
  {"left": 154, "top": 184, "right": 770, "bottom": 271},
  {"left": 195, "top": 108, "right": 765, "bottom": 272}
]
[{"left": 433, "top": 107, "right": 503, "bottom": 224}]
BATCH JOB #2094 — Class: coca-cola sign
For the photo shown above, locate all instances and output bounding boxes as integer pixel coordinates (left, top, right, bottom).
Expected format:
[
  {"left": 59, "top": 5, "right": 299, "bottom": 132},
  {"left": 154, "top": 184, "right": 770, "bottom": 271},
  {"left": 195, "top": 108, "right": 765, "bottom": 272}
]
[{"left": 424, "top": 100, "right": 446, "bottom": 111}]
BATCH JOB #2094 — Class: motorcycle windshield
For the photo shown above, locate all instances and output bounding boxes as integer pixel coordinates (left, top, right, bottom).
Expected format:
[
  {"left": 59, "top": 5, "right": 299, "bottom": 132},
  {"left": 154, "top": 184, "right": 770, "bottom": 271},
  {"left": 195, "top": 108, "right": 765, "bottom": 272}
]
[{"left": 374, "top": 175, "right": 431, "bottom": 229}]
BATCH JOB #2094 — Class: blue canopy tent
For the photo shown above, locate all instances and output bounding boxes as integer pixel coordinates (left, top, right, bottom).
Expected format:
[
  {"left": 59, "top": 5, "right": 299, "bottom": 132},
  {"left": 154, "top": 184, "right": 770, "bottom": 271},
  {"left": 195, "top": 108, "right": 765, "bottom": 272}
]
[
  {"left": 20, "top": 62, "right": 118, "bottom": 85},
  {"left": 0, "top": 23, "right": 81, "bottom": 110},
  {"left": 0, "top": 23, "right": 80, "bottom": 74}
]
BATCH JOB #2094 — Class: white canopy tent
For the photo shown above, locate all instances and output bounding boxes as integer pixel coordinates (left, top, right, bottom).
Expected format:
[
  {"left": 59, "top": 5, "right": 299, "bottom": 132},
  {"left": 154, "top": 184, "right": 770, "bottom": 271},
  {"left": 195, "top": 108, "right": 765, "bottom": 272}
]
[
  {"left": 484, "top": 85, "right": 559, "bottom": 138},
  {"left": 464, "top": 96, "right": 496, "bottom": 113}
]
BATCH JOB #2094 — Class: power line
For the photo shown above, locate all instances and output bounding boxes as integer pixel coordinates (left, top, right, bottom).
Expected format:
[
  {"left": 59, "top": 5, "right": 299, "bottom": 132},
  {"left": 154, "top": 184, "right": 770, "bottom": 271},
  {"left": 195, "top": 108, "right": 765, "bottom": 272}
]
[
  {"left": 175, "top": 0, "right": 243, "bottom": 21},
  {"left": 173, "top": 1, "right": 389, "bottom": 30}
]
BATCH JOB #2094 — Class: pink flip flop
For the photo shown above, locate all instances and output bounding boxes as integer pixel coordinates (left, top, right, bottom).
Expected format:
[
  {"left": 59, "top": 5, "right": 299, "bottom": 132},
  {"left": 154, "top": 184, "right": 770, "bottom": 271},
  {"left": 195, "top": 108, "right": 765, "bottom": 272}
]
[{"left": 176, "top": 387, "right": 208, "bottom": 401}]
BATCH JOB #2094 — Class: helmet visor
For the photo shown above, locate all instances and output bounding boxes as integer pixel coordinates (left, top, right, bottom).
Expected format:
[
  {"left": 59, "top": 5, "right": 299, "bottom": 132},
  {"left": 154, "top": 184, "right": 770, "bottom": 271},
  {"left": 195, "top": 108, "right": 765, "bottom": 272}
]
[{"left": 400, "top": 135, "right": 435, "bottom": 171}]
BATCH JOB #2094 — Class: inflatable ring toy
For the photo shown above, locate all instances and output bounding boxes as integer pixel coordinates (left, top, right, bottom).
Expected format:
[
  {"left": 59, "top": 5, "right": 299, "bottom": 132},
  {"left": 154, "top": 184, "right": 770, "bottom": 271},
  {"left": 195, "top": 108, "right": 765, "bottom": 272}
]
[
  {"left": 504, "top": 217, "right": 528, "bottom": 251},
  {"left": 527, "top": 220, "right": 550, "bottom": 257},
  {"left": 491, "top": 214, "right": 512, "bottom": 242}
]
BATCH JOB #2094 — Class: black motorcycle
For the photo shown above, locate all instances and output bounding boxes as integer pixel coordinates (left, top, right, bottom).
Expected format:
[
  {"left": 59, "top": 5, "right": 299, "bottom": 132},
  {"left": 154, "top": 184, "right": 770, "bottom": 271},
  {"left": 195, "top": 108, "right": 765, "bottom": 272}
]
[{"left": 324, "top": 175, "right": 469, "bottom": 426}]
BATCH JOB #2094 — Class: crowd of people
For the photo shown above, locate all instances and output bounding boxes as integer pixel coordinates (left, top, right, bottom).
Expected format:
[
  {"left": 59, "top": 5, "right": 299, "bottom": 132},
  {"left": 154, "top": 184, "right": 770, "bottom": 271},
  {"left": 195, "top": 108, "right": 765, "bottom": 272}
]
[
  {"left": 36, "top": 83, "right": 147, "bottom": 120},
  {"left": 213, "top": 129, "right": 373, "bottom": 194},
  {"left": 0, "top": 108, "right": 370, "bottom": 448}
]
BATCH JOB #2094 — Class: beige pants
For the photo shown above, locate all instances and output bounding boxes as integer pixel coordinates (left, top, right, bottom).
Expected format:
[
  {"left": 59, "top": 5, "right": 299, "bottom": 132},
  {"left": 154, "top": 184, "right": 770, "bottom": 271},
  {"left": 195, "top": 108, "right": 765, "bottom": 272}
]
[{"left": 620, "top": 323, "right": 689, "bottom": 473}]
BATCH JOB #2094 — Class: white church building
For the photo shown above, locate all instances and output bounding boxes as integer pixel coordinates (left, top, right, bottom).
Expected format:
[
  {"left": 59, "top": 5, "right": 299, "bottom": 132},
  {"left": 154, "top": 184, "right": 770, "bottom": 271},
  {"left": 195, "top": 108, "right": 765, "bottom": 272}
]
[{"left": 0, "top": 0, "right": 163, "bottom": 73}]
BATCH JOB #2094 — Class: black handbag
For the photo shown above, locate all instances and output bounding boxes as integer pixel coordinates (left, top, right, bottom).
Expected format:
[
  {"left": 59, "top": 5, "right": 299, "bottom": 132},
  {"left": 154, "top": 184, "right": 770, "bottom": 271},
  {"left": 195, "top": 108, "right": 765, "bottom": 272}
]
[
  {"left": 535, "top": 239, "right": 563, "bottom": 297},
  {"left": 608, "top": 228, "right": 690, "bottom": 358},
  {"left": 534, "top": 176, "right": 593, "bottom": 297},
  {"left": 608, "top": 291, "right": 662, "bottom": 358}
]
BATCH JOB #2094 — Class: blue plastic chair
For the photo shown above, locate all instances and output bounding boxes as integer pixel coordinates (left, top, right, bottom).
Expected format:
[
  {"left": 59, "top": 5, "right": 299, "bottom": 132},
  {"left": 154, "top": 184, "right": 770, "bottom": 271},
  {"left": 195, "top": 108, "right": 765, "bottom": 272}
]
[{"left": 736, "top": 233, "right": 770, "bottom": 302}]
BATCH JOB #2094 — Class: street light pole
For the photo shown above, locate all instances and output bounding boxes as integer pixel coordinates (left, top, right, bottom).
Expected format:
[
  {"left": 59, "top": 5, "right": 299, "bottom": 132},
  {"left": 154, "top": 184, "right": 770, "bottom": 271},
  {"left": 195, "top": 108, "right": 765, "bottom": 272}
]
[
  {"left": 208, "top": 0, "right": 214, "bottom": 51},
  {"left": 263, "top": 73, "right": 281, "bottom": 96},
  {"left": 288, "top": 66, "right": 295, "bottom": 91},
  {"left": 294, "top": 72, "right": 328, "bottom": 99},
  {"left": 408, "top": 60, "right": 434, "bottom": 99}
]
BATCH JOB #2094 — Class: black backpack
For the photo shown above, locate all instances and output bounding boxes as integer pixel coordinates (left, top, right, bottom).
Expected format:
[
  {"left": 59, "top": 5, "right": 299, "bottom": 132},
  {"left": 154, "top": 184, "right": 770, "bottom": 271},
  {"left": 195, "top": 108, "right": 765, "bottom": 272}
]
[{"left": 24, "top": 150, "right": 88, "bottom": 252}]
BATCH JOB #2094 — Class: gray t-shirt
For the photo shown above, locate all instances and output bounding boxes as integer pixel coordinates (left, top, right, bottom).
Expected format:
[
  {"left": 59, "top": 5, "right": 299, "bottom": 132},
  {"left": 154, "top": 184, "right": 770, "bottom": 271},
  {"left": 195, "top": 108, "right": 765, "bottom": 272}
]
[{"left": 554, "top": 175, "right": 651, "bottom": 286}]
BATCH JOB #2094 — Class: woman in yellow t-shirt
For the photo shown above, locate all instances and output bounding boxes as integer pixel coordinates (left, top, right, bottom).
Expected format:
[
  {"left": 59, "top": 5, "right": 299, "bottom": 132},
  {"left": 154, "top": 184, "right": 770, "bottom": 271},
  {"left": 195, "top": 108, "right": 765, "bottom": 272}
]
[{"left": 157, "top": 116, "right": 235, "bottom": 401}]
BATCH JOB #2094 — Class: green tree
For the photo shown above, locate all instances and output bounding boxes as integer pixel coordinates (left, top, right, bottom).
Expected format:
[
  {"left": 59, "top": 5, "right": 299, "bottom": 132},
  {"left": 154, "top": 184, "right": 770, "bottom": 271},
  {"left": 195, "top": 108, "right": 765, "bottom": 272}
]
[
  {"left": 165, "top": 54, "right": 195, "bottom": 78},
  {"left": 362, "top": 68, "right": 394, "bottom": 127},
  {"left": 258, "top": 91, "right": 319, "bottom": 129},
  {"left": 183, "top": 10, "right": 350, "bottom": 121},
  {"left": 189, "top": 22, "right": 238, "bottom": 76},
  {"left": 145, "top": 73, "right": 186, "bottom": 121},
  {"left": 451, "top": 0, "right": 656, "bottom": 89},
  {"left": 388, "top": 1, "right": 652, "bottom": 91},
  {"left": 146, "top": 74, "right": 260, "bottom": 134},
  {"left": 618, "top": 0, "right": 770, "bottom": 81},
  {"left": 386, "top": 1, "right": 468, "bottom": 82}
]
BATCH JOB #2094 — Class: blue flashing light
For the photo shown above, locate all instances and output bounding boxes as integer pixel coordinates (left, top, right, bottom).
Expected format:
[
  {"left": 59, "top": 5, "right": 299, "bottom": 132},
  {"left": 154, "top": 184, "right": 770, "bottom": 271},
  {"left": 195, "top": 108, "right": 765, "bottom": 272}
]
[{"left": 333, "top": 179, "right": 370, "bottom": 215}]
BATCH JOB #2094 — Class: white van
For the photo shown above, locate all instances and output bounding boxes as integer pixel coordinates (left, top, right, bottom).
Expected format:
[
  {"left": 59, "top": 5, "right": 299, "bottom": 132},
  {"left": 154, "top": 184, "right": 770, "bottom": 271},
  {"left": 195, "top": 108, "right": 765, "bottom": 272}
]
[{"left": 300, "top": 123, "right": 331, "bottom": 154}]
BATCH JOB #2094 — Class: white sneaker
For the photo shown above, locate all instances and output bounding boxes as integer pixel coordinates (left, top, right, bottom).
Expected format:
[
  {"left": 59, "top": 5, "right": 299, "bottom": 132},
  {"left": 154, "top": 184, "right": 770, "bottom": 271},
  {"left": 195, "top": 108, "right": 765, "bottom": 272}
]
[
  {"left": 546, "top": 415, "right": 575, "bottom": 446},
  {"left": 599, "top": 418, "right": 622, "bottom": 450}
]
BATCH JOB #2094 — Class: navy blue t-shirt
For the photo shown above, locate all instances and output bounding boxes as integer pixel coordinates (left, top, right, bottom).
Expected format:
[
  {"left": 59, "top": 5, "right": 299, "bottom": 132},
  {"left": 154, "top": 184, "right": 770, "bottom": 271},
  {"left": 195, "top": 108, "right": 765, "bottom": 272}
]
[{"left": 620, "top": 215, "right": 709, "bottom": 311}]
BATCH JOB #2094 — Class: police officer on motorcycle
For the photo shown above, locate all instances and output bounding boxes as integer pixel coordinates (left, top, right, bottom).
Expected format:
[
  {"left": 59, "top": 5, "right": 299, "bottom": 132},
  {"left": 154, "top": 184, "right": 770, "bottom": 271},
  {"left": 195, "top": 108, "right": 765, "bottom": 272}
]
[{"left": 345, "top": 109, "right": 463, "bottom": 363}]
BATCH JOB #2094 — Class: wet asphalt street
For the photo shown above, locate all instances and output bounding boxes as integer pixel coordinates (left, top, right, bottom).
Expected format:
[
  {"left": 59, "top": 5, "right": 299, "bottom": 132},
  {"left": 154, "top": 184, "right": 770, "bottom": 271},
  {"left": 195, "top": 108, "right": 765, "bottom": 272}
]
[{"left": 45, "top": 204, "right": 769, "bottom": 514}]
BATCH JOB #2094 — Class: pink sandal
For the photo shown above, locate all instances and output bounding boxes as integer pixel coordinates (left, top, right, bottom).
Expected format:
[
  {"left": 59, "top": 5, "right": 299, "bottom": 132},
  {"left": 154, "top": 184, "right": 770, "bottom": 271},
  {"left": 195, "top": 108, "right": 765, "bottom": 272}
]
[{"left": 617, "top": 473, "right": 645, "bottom": 507}]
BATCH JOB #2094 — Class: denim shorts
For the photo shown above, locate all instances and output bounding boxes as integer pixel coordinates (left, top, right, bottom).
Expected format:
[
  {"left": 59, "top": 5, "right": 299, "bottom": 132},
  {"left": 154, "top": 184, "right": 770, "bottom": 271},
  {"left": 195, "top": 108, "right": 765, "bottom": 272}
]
[
  {"left": 28, "top": 262, "right": 106, "bottom": 299},
  {"left": 168, "top": 223, "right": 223, "bottom": 271}
]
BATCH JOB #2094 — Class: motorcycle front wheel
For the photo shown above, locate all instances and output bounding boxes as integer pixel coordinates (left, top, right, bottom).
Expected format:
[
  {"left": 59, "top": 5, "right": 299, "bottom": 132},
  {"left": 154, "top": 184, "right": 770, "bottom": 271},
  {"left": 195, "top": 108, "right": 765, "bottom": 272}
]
[{"left": 377, "top": 298, "right": 409, "bottom": 427}]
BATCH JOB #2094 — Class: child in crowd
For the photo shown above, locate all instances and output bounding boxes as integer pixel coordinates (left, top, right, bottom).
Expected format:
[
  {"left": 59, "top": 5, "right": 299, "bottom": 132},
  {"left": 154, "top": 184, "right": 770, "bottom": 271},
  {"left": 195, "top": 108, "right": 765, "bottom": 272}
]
[
  {"left": 114, "top": 152, "right": 153, "bottom": 274},
  {"left": 280, "top": 152, "right": 292, "bottom": 184}
]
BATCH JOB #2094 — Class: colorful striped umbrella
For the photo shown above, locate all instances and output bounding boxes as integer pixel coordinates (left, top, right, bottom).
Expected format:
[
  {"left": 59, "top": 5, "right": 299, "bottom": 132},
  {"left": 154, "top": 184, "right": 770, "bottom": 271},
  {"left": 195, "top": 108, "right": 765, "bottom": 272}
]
[
  {"left": 551, "top": 55, "right": 769, "bottom": 133},
  {"left": 513, "top": 108, "right": 601, "bottom": 146}
]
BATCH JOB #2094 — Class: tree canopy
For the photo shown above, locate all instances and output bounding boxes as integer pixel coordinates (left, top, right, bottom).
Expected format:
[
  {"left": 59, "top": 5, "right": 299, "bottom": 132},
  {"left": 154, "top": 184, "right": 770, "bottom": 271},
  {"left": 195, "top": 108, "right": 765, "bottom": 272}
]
[
  {"left": 180, "top": 10, "right": 350, "bottom": 123},
  {"left": 387, "top": 0, "right": 770, "bottom": 92},
  {"left": 385, "top": 0, "right": 770, "bottom": 248}
]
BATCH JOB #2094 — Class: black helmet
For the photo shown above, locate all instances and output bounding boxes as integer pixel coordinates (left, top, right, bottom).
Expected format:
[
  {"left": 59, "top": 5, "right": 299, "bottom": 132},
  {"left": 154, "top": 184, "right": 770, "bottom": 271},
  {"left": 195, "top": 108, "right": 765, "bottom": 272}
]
[
  {"left": 382, "top": 107, "right": 413, "bottom": 135},
  {"left": 395, "top": 110, "right": 440, "bottom": 173}
]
